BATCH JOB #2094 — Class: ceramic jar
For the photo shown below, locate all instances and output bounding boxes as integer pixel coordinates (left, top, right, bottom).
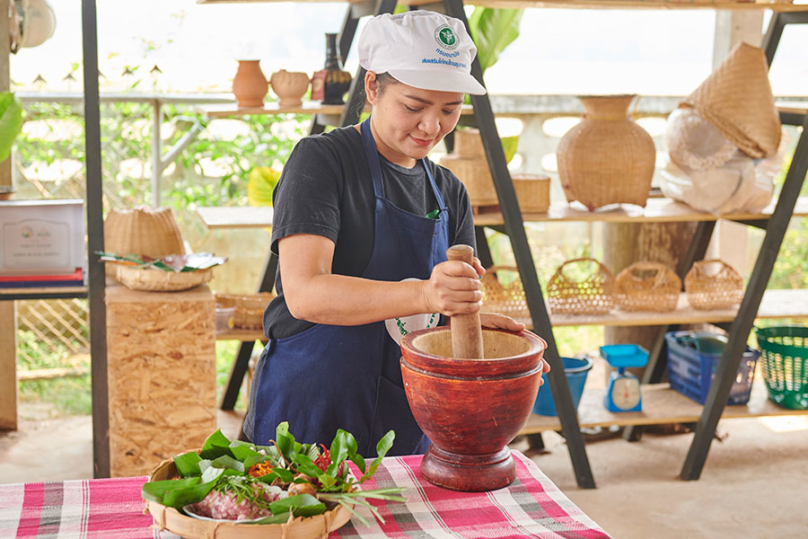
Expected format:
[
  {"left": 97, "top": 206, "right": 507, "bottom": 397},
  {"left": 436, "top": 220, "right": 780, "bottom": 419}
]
[
  {"left": 270, "top": 70, "right": 310, "bottom": 107},
  {"left": 322, "top": 33, "right": 352, "bottom": 105},
  {"left": 557, "top": 94, "right": 656, "bottom": 211},
  {"left": 232, "top": 60, "right": 268, "bottom": 108}
]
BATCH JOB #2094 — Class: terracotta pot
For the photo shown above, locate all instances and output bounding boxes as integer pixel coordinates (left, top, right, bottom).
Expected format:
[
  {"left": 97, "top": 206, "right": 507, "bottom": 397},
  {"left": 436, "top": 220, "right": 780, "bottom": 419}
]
[
  {"left": 232, "top": 60, "right": 268, "bottom": 108},
  {"left": 400, "top": 327, "right": 546, "bottom": 491},
  {"left": 557, "top": 94, "right": 656, "bottom": 211},
  {"left": 270, "top": 70, "right": 310, "bottom": 107}
]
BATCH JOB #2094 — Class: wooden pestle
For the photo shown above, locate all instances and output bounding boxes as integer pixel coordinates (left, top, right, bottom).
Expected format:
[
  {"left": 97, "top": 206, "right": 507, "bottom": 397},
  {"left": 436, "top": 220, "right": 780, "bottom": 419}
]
[{"left": 446, "top": 244, "right": 484, "bottom": 359}]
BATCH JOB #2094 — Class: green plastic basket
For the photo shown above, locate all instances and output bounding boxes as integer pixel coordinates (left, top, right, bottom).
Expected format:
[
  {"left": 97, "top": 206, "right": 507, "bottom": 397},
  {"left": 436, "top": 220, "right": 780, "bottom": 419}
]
[{"left": 755, "top": 326, "right": 808, "bottom": 410}]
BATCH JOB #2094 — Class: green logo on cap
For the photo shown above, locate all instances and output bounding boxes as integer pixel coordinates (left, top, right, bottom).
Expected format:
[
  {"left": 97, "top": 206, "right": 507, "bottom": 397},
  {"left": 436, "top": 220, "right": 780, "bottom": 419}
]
[{"left": 435, "top": 24, "right": 458, "bottom": 50}]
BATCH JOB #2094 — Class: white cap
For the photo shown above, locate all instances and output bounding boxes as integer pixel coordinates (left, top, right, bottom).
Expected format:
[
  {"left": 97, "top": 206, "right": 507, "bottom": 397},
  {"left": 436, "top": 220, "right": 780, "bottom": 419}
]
[{"left": 358, "top": 11, "right": 486, "bottom": 96}]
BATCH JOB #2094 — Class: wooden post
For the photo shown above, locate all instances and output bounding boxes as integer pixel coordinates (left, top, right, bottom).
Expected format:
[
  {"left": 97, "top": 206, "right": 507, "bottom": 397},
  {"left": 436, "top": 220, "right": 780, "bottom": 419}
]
[
  {"left": 0, "top": 0, "right": 17, "bottom": 432},
  {"left": 0, "top": 303, "right": 16, "bottom": 430}
]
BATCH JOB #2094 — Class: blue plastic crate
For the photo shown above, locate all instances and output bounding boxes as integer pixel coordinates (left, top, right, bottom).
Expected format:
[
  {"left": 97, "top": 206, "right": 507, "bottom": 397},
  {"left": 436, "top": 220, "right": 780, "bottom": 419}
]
[{"left": 665, "top": 331, "right": 760, "bottom": 405}]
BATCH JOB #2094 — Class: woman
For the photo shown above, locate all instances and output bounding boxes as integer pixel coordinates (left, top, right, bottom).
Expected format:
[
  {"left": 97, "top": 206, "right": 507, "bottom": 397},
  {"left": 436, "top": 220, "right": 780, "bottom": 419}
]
[{"left": 244, "top": 10, "right": 547, "bottom": 456}]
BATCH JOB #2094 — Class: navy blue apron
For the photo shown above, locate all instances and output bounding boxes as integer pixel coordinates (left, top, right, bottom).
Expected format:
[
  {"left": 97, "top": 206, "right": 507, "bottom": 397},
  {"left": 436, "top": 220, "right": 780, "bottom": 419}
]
[{"left": 251, "top": 118, "right": 450, "bottom": 456}]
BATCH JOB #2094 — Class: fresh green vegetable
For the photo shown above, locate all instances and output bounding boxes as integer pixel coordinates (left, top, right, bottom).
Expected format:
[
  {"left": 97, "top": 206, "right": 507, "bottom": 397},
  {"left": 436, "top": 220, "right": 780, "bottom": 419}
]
[{"left": 141, "top": 423, "right": 405, "bottom": 526}]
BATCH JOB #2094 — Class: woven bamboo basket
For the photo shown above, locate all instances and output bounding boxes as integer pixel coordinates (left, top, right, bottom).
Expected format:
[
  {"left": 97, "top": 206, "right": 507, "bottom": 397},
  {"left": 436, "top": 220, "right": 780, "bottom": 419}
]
[
  {"left": 481, "top": 266, "right": 531, "bottom": 325},
  {"left": 685, "top": 260, "right": 744, "bottom": 310},
  {"left": 512, "top": 174, "right": 551, "bottom": 213},
  {"left": 454, "top": 128, "right": 485, "bottom": 158},
  {"left": 145, "top": 454, "right": 353, "bottom": 539},
  {"left": 547, "top": 258, "right": 616, "bottom": 315},
  {"left": 439, "top": 153, "right": 498, "bottom": 207},
  {"left": 104, "top": 207, "right": 185, "bottom": 277},
  {"left": 233, "top": 292, "right": 276, "bottom": 329},
  {"left": 615, "top": 262, "right": 681, "bottom": 313},
  {"left": 116, "top": 265, "right": 212, "bottom": 292},
  {"left": 557, "top": 95, "right": 656, "bottom": 211}
]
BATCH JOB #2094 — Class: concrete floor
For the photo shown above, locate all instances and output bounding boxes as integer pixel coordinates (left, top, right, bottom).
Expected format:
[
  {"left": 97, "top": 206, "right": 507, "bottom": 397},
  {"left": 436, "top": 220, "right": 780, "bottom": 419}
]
[{"left": 2, "top": 409, "right": 807, "bottom": 539}]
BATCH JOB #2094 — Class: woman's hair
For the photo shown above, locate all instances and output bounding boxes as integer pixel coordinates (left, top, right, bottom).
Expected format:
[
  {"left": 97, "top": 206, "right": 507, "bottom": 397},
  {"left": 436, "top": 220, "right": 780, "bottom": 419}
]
[{"left": 356, "top": 72, "right": 399, "bottom": 116}]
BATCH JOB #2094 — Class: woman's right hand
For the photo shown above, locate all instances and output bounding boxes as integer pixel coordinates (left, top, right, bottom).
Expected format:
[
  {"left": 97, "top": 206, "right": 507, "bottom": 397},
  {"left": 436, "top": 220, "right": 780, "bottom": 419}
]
[{"left": 421, "top": 259, "right": 482, "bottom": 316}]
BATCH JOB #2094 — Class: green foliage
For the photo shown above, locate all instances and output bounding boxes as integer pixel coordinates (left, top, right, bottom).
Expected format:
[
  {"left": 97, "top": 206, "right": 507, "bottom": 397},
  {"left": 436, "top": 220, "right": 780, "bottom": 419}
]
[
  {"left": 247, "top": 166, "right": 282, "bottom": 207},
  {"left": 468, "top": 8, "right": 524, "bottom": 75},
  {"left": 0, "top": 93, "right": 23, "bottom": 161}
]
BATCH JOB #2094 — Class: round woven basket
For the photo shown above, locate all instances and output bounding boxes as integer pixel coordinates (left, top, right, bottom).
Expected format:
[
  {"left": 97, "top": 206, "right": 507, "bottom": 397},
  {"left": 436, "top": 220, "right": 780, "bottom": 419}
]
[
  {"left": 557, "top": 95, "right": 656, "bottom": 211},
  {"left": 116, "top": 265, "right": 212, "bottom": 292},
  {"left": 233, "top": 292, "right": 276, "bottom": 329},
  {"left": 685, "top": 259, "right": 744, "bottom": 310},
  {"left": 615, "top": 262, "right": 681, "bottom": 312},
  {"left": 547, "top": 258, "right": 616, "bottom": 315},
  {"left": 145, "top": 454, "right": 353, "bottom": 539},
  {"left": 512, "top": 174, "right": 551, "bottom": 213},
  {"left": 104, "top": 207, "right": 185, "bottom": 277},
  {"left": 481, "top": 266, "right": 531, "bottom": 325}
]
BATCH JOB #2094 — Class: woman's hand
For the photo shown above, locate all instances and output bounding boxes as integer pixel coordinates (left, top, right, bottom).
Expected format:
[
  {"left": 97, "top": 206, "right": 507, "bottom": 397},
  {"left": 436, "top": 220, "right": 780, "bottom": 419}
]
[
  {"left": 421, "top": 258, "right": 483, "bottom": 316},
  {"left": 480, "top": 312, "right": 524, "bottom": 332}
]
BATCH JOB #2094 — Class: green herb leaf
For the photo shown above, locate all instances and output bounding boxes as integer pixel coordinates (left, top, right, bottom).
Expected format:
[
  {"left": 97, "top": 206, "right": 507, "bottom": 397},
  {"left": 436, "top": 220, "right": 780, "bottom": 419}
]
[
  {"left": 173, "top": 452, "right": 202, "bottom": 478},
  {"left": 269, "top": 494, "right": 327, "bottom": 518},
  {"left": 211, "top": 455, "right": 245, "bottom": 473},
  {"left": 361, "top": 431, "right": 395, "bottom": 482},
  {"left": 141, "top": 477, "right": 200, "bottom": 505},
  {"left": 327, "top": 430, "right": 356, "bottom": 477},
  {"left": 230, "top": 441, "right": 261, "bottom": 462},
  {"left": 248, "top": 511, "right": 292, "bottom": 525},
  {"left": 275, "top": 422, "right": 297, "bottom": 464},
  {"left": 201, "top": 466, "right": 225, "bottom": 484},
  {"left": 200, "top": 429, "right": 234, "bottom": 460},
  {"left": 243, "top": 454, "right": 268, "bottom": 471},
  {"left": 349, "top": 454, "right": 366, "bottom": 476},
  {"left": 163, "top": 479, "right": 218, "bottom": 509}
]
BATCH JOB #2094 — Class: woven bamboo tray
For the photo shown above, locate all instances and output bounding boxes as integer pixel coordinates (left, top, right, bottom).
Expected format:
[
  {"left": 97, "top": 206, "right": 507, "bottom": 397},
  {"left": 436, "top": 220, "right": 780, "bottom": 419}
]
[
  {"left": 116, "top": 266, "right": 212, "bottom": 292},
  {"left": 685, "top": 259, "right": 744, "bottom": 310},
  {"left": 145, "top": 454, "right": 353, "bottom": 539},
  {"left": 481, "top": 266, "right": 531, "bottom": 325},
  {"left": 547, "top": 258, "right": 616, "bottom": 315},
  {"left": 615, "top": 262, "right": 681, "bottom": 312}
]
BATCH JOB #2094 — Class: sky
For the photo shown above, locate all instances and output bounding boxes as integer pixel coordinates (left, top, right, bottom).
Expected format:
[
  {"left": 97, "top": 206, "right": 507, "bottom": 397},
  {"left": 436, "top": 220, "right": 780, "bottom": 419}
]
[{"left": 10, "top": 1, "right": 808, "bottom": 97}]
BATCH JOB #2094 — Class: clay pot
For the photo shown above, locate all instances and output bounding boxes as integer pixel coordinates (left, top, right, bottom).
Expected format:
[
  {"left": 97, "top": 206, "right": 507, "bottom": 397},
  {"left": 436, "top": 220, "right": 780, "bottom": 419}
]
[
  {"left": 400, "top": 327, "right": 546, "bottom": 491},
  {"left": 232, "top": 60, "right": 268, "bottom": 108},
  {"left": 270, "top": 70, "right": 310, "bottom": 107},
  {"left": 557, "top": 94, "right": 656, "bottom": 211}
]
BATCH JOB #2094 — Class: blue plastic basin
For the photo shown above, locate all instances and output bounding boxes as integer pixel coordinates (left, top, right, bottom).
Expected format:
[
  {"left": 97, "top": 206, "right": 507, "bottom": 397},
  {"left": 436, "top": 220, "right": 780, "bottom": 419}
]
[{"left": 533, "top": 356, "right": 594, "bottom": 416}]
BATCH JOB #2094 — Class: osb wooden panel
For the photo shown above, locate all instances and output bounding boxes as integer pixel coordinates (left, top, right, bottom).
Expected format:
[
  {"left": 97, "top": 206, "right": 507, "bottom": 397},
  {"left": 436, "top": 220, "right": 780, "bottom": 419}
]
[{"left": 105, "top": 284, "right": 216, "bottom": 477}]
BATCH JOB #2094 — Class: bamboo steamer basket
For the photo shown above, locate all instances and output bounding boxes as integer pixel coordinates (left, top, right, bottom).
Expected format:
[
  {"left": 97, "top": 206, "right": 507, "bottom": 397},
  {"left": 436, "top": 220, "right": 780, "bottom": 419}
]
[
  {"left": 439, "top": 154, "right": 498, "bottom": 206},
  {"left": 454, "top": 128, "right": 485, "bottom": 158},
  {"left": 685, "top": 259, "right": 744, "bottom": 310},
  {"left": 547, "top": 258, "right": 616, "bottom": 315},
  {"left": 104, "top": 207, "right": 185, "bottom": 277},
  {"left": 145, "top": 454, "right": 354, "bottom": 539},
  {"left": 116, "top": 265, "right": 212, "bottom": 292},
  {"left": 557, "top": 95, "right": 656, "bottom": 211},
  {"left": 512, "top": 174, "right": 550, "bottom": 213},
  {"left": 615, "top": 262, "right": 681, "bottom": 313}
]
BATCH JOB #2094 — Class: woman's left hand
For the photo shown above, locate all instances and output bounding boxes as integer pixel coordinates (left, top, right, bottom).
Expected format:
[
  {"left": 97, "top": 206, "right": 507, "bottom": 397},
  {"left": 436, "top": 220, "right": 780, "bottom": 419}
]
[{"left": 480, "top": 312, "right": 524, "bottom": 332}]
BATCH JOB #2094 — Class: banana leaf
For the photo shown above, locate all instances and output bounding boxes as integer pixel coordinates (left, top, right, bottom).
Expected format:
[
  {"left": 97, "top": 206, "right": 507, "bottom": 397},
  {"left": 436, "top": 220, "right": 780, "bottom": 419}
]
[
  {"left": 468, "top": 8, "right": 524, "bottom": 75},
  {"left": 247, "top": 167, "right": 282, "bottom": 207},
  {"left": 0, "top": 93, "right": 23, "bottom": 163},
  {"left": 269, "top": 494, "right": 327, "bottom": 518}
]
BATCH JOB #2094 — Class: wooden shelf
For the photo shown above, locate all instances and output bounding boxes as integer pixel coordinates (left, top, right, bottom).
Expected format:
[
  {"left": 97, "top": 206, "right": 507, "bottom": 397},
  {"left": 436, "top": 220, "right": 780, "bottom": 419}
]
[
  {"left": 216, "top": 327, "right": 266, "bottom": 341},
  {"left": 197, "top": 206, "right": 273, "bottom": 229},
  {"left": 520, "top": 381, "right": 808, "bottom": 435},
  {"left": 0, "top": 286, "right": 88, "bottom": 301},
  {"left": 197, "top": 102, "right": 346, "bottom": 118},
  {"left": 197, "top": 102, "right": 473, "bottom": 119},
  {"left": 542, "top": 289, "right": 808, "bottom": 328},
  {"left": 199, "top": 0, "right": 808, "bottom": 12},
  {"left": 474, "top": 196, "right": 808, "bottom": 227}
]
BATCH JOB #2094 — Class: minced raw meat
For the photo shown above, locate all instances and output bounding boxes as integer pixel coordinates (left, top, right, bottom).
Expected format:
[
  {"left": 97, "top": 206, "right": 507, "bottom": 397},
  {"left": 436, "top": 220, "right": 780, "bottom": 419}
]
[{"left": 188, "top": 483, "right": 286, "bottom": 521}]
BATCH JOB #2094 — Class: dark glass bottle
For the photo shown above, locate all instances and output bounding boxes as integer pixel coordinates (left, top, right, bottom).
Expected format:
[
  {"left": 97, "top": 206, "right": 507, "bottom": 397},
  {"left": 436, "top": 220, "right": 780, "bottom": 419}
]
[{"left": 322, "top": 33, "right": 352, "bottom": 105}]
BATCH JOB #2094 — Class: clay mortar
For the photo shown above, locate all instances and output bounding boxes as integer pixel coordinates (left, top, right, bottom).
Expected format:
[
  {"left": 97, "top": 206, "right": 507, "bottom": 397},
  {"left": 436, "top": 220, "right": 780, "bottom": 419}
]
[{"left": 400, "top": 327, "right": 546, "bottom": 492}]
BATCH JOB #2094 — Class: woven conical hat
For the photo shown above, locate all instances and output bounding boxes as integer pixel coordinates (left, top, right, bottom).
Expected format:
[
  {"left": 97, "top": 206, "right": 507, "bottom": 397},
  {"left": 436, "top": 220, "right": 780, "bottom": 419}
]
[{"left": 681, "top": 42, "right": 780, "bottom": 159}]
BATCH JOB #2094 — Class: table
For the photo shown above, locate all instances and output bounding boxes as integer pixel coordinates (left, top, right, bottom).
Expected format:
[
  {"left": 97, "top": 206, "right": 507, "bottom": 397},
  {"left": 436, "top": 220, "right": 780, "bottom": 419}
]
[{"left": 0, "top": 451, "right": 611, "bottom": 538}]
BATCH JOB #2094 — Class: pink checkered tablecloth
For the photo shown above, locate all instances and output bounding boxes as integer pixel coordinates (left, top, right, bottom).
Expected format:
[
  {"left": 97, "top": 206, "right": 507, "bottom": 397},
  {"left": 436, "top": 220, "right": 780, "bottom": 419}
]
[{"left": 0, "top": 451, "right": 611, "bottom": 539}]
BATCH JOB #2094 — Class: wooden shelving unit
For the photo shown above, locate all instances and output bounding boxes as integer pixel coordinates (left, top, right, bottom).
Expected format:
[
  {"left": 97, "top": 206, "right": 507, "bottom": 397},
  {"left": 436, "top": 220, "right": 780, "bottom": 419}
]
[
  {"left": 521, "top": 382, "right": 805, "bottom": 434},
  {"left": 216, "top": 327, "right": 265, "bottom": 342},
  {"left": 196, "top": 206, "right": 273, "bottom": 229},
  {"left": 197, "top": 102, "right": 474, "bottom": 119}
]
